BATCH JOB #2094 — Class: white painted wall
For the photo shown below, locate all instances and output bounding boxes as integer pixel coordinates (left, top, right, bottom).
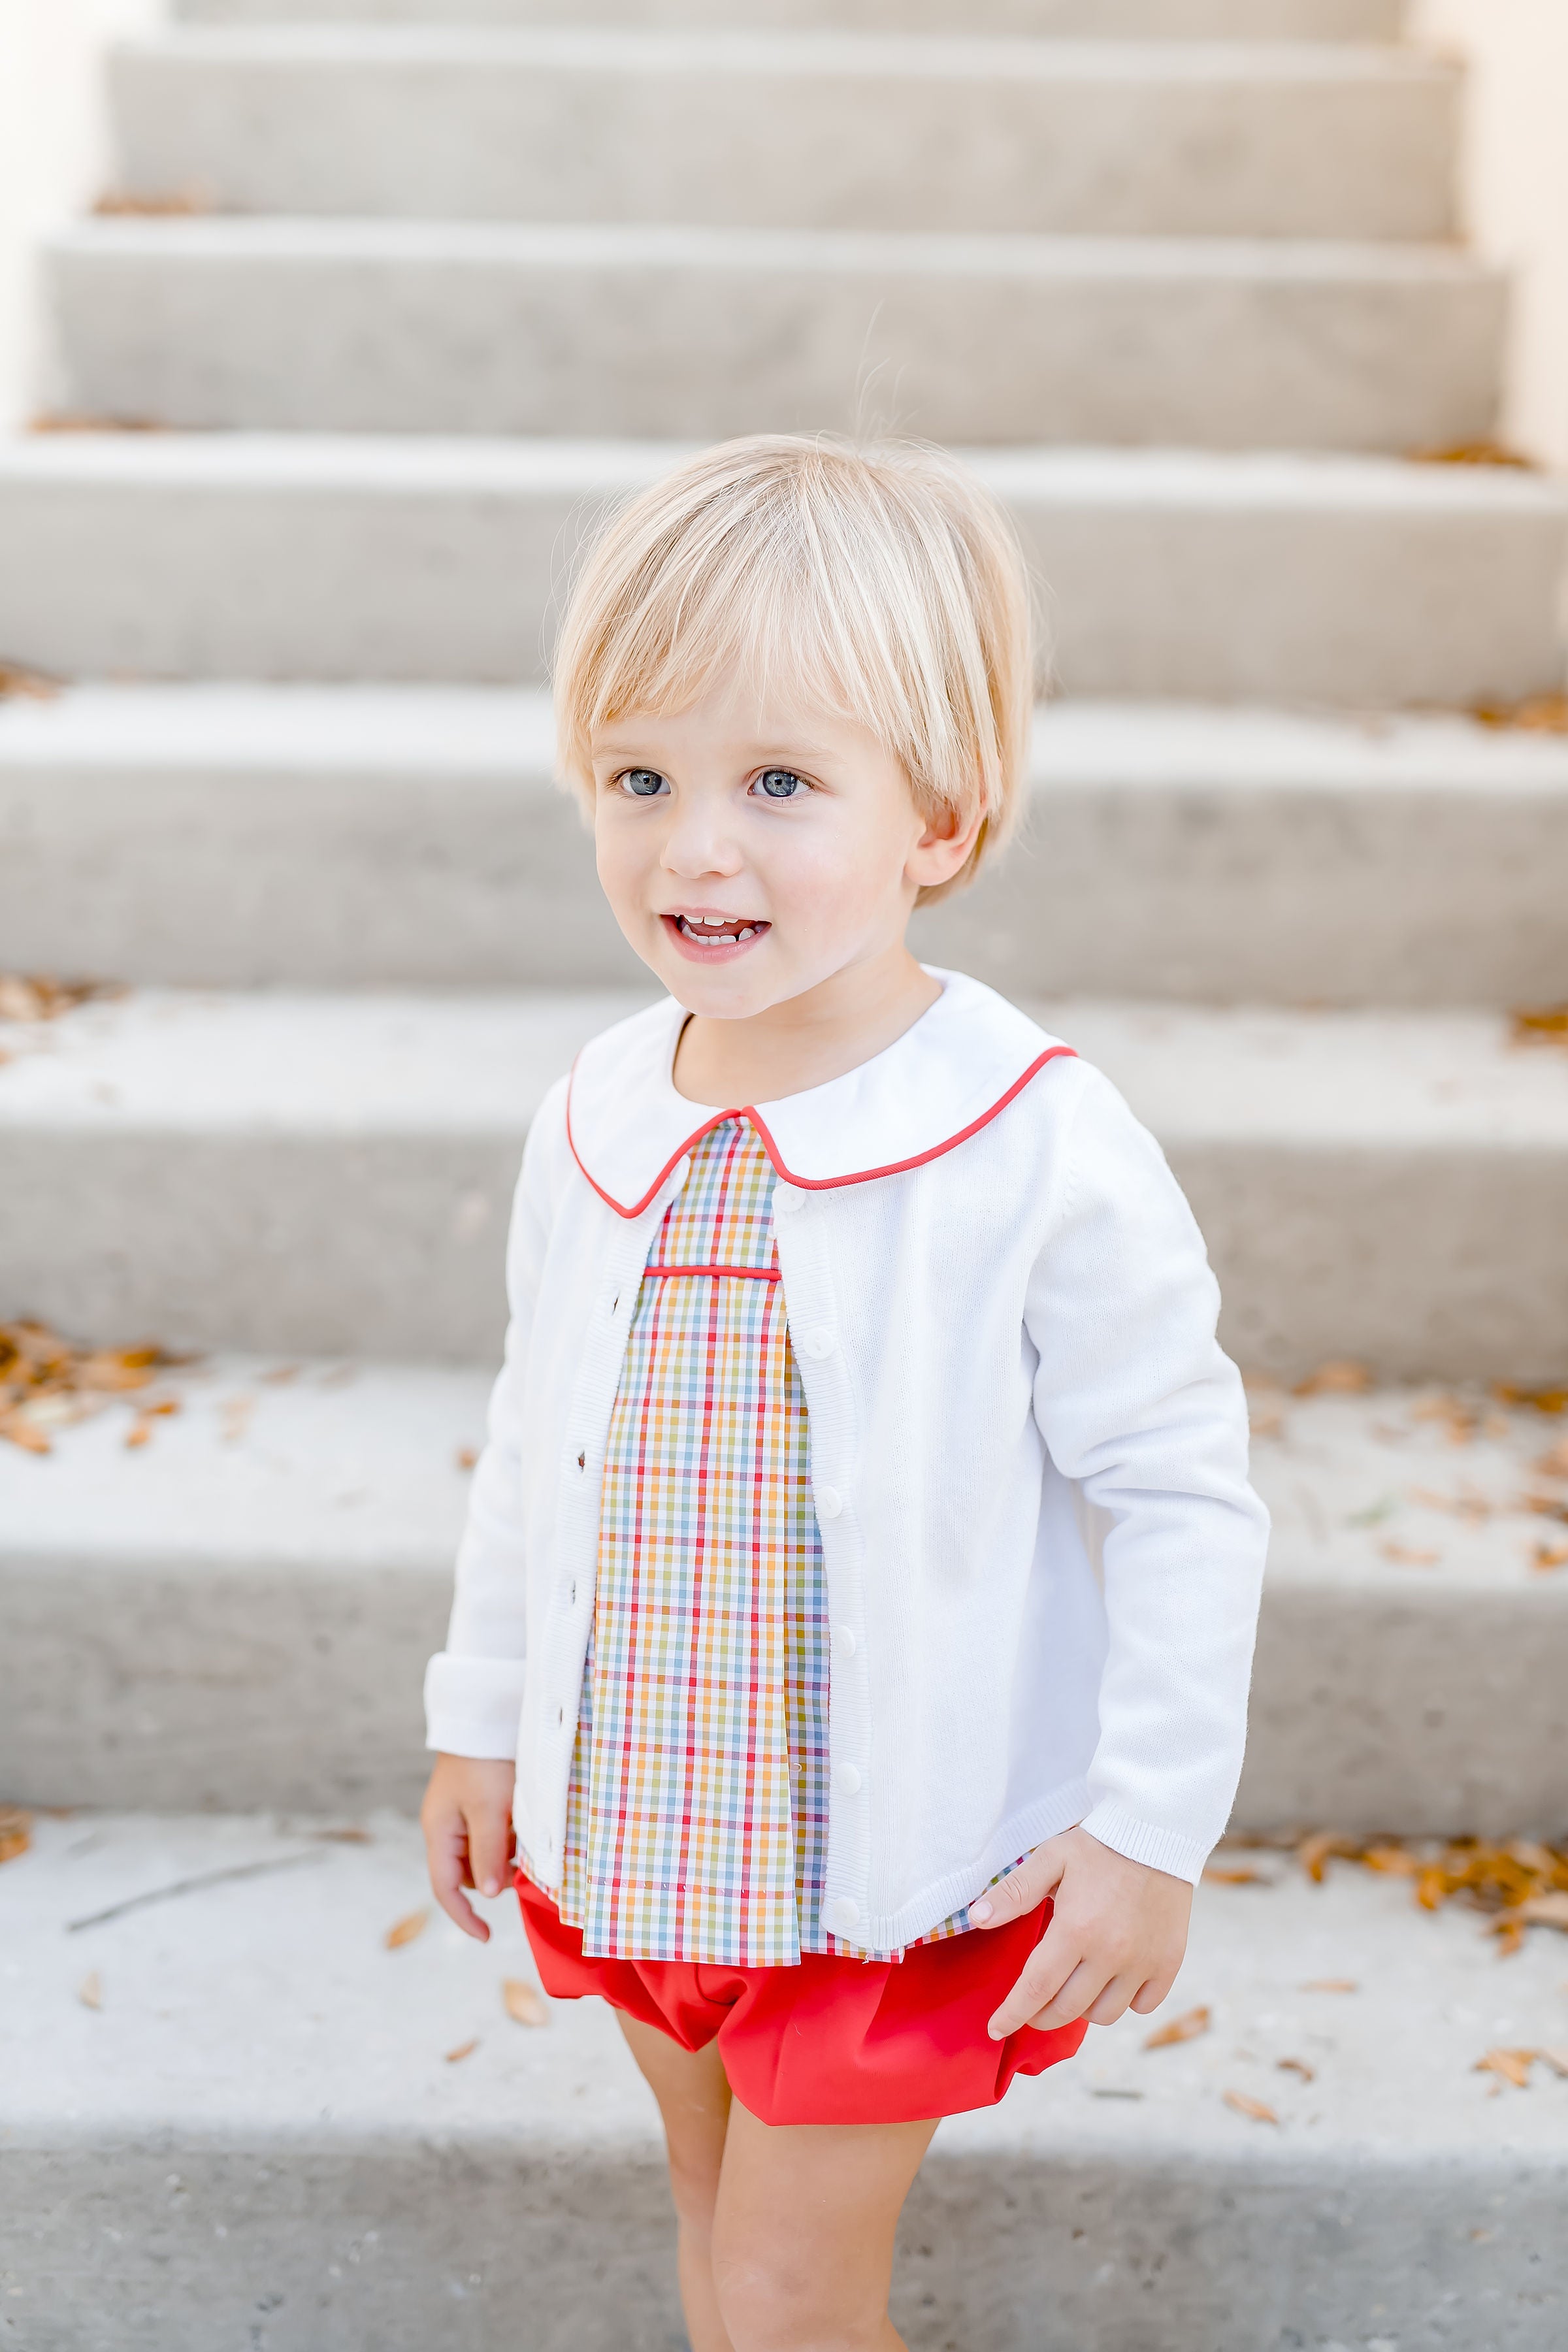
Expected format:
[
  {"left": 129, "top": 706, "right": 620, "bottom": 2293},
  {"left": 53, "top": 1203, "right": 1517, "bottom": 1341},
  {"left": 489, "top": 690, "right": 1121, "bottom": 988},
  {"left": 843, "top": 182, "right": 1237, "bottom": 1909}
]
[
  {"left": 0, "top": 0, "right": 167, "bottom": 429},
  {"left": 1411, "top": 0, "right": 1568, "bottom": 473}
]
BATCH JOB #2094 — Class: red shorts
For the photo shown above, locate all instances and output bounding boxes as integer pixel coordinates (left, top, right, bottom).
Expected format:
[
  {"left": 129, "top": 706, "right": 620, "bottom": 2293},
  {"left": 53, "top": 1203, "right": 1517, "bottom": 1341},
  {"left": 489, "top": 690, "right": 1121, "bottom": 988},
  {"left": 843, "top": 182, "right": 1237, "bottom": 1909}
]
[{"left": 515, "top": 1874, "right": 1085, "bottom": 2127}]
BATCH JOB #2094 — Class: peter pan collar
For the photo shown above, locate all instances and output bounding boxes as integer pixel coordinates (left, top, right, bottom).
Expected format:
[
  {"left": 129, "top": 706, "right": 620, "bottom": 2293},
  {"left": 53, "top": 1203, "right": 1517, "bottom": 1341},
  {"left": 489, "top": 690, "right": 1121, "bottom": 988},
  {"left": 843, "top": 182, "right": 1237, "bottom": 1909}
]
[{"left": 565, "top": 967, "right": 1077, "bottom": 1218}]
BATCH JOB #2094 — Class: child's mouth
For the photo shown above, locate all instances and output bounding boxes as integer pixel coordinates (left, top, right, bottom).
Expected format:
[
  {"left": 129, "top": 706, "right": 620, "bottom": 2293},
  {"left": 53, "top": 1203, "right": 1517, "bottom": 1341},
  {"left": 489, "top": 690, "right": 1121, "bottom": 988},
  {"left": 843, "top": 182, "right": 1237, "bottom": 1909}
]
[{"left": 663, "top": 913, "right": 771, "bottom": 960}]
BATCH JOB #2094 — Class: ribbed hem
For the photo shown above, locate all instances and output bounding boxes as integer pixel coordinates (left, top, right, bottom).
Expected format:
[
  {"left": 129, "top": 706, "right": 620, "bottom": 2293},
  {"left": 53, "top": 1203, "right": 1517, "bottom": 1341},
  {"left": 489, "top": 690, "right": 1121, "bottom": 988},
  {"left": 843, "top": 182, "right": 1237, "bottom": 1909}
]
[
  {"left": 1078, "top": 1801, "right": 1208, "bottom": 1888},
  {"left": 423, "top": 1652, "right": 526, "bottom": 1759}
]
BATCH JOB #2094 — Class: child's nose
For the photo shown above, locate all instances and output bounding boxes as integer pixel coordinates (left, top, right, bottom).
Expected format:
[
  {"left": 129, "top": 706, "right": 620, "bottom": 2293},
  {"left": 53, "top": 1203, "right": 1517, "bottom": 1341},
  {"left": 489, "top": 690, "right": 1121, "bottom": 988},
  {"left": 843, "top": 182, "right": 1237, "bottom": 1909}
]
[{"left": 659, "top": 815, "right": 743, "bottom": 879}]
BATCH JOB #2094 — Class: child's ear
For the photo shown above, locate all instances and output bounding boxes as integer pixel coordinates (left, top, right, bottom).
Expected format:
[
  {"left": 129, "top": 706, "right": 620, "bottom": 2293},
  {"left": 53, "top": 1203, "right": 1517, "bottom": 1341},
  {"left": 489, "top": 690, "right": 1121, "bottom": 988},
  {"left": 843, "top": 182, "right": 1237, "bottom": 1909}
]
[{"left": 907, "top": 798, "right": 985, "bottom": 892}]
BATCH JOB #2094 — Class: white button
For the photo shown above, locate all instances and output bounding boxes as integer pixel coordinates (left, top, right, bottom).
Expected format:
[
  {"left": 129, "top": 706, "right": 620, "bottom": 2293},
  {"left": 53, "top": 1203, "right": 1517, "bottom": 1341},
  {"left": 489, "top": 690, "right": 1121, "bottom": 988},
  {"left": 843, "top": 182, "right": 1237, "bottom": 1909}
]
[
  {"left": 799, "top": 1327, "right": 836, "bottom": 1360},
  {"left": 815, "top": 1484, "right": 842, "bottom": 1520},
  {"left": 834, "top": 1763, "right": 862, "bottom": 1796},
  {"left": 826, "top": 1896, "right": 859, "bottom": 1934},
  {"left": 836, "top": 1624, "right": 857, "bottom": 1657},
  {"left": 773, "top": 1188, "right": 800, "bottom": 1217}
]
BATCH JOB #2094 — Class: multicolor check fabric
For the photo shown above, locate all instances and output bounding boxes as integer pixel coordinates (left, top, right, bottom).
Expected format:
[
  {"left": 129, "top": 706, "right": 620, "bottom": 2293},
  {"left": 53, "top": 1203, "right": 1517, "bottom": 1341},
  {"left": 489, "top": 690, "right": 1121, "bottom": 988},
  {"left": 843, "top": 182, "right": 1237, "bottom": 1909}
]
[{"left": 521, "top": 1118, "right": 992, "bottom": 1965}]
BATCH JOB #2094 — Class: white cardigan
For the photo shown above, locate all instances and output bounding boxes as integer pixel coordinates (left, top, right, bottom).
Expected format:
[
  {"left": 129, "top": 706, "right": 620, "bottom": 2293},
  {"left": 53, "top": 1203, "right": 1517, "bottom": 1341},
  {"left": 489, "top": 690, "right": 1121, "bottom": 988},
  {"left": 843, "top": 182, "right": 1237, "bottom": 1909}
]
[{"left": 425, "top": 970, "right": 1269, "bottom": 1950}]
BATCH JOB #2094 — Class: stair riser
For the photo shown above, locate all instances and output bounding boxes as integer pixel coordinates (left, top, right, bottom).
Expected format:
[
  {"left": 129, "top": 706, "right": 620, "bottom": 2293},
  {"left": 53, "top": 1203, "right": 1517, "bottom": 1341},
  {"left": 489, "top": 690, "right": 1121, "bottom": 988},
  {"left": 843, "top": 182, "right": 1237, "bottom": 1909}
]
[
  {"left": 3, "top": 1122, "right": 1565, "bottom": 1379},
  {"left": 108, "top": 47, "right": 1457, "bottom": 242},
  {"left": 171, "top": 0, "right": 1409, "bottom": 39},
  {"left": 5, "top": 2140, "right": 1563, "bottom": 2352},
  {"left": 2, "top": 458, "right": 1561, "bottom": 706},
  {"left": 5, "top": 1550, "right": 1563, "bottom": 1835},
  {"left": 7, "top": 760, "right": 1568, "bottom": 1010},
  {"left": 46, "top": 236, "right": 1504, "bottom": 454}
]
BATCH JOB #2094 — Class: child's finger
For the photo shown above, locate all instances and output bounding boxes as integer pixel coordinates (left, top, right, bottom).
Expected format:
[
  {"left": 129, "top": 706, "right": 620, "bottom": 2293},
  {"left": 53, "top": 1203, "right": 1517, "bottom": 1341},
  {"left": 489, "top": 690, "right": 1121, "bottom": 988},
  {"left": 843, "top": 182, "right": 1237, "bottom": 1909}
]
[
  {"left": 968, "top": 1838, "right": 1064, "bottom": 1929},
  {"left": 466, "top": 1805, "right": 515, "bottom": 1903},
  {"left": 427, "top": 1821, "right": 491, "bottom": 1944},
  {"left": 986, "top": 1922, "right": 1081, "bottom": 2037},
  {"left": 1022, "top": 1955, "right": 1113, "bottom": 2033}
]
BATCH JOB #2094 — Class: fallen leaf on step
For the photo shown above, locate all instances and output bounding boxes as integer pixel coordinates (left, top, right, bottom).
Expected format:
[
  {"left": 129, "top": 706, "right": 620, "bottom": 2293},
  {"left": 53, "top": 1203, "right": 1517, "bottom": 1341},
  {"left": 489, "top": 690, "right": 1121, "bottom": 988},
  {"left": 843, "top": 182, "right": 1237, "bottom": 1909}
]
[
  {"left": 1494, "top": 1382, "right": 1568, "bottom": 1413},
  {"left": 1277, "top": 2058, "right": 1315, "bottom": 2083},
  {"left": 384, "top": 1909, "right": 429, "bottom": 1950},
  {"left": 0, "top": 1409, "right": 51, "bottom": 1454},
  {"left": 124, "top": 1420, "right": 154, "bottom": 1449},
  {"left": 456, "top": 1446, "right": 478, "bottom": 1471},
  {"left": 1411, "top": 1392, "right": 1479, "bottom": 1444},
  {"left": 1474, "top": 694, "right": 1568, "bottom": 733},
  {"left": 0, "top": 1807, "right": 32, "bottom": 1864},
  {"left": 1302, "top": 1979, "right": 1358, "bottom": 1994},
  {"left": 1475, "top": 2048, "right": 1537, "bottom": 2089},
  {"left": 260, "top": 1365, "right": 300, "bottom": 1385},
  {"left": 1380, "top": 1541, "right": 1441, "bottom": 1567},
  {"left": 1535, "top": 1438, "right": 1568, "bottom": 1480},
  {"left": 1532, "top": 1543, "right": 1568, "bottom": 1572},
  {"left": 93, "top": 187, "right": 211, "bottom": 218},
  {"left": 444, "top": 2038, "right": 478, "bottom": 2064},
  {"left": 311, "top": 1826, "right": 372, "bottom": 1845},
  {"left": 1524, "top": 1493, "right": 1568, "bottom": 1524},
  {"left": 502, "top": 1978, "right": 546, "bottom": 2027},
  {"left": 0, "top": 974, "right": 111, "bottom": 1022},
  {"left": 78, "top": 1970, "right": 102, "bottom": 2010},
  {"left": 1222, "top": 2090, "right": 1279, "bottom": 2125},
  {"left": 1143, "top": 2005, "right": 1210, "bottom": 2050},
  {"left": 1411, "top": 439, "right": 1537, "bottom": 470},
  {"left": 1292, "top": 1359, "right": 1371, "bottom": 1397},
  {"left": 1507, "top": 1893, "right": 1568, "bottom": 1932},
  {"left": 0, "top": 662, "right": 63, "bottom": 701},
  {"left": 1297, "top": 1831, "right": 1364, "bottom": 1884},
  {"left": 1203, "top": 1864, "right": 1266, "bottom": 1886}
]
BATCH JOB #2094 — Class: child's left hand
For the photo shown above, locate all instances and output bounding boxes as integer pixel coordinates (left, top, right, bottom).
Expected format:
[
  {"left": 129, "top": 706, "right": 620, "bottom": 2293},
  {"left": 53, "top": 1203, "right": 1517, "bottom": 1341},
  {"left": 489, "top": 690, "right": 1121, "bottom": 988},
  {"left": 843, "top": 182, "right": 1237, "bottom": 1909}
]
[{"left": 971, "top": 1825, "right": 1193, "bottom": 2039}]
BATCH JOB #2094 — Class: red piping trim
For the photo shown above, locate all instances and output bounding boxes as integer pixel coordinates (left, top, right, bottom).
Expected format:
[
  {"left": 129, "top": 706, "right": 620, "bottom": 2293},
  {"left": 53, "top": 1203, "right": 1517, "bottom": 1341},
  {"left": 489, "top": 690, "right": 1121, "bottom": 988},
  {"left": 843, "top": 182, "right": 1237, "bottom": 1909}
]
[
  {"left": 645, "top": 1262, "right": 781, "bottom": 1281},
  {"left": 566, "top": 1043, "right": 1078, "bottom": 1220}
]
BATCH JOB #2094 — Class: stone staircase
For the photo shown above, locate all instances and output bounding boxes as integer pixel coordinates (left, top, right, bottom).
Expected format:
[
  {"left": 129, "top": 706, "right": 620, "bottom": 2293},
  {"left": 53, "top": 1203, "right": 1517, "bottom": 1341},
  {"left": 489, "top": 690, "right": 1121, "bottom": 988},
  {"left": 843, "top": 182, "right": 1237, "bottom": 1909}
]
[{"left": 2, "top": 1, "right": 1567, "bottom": 2345}]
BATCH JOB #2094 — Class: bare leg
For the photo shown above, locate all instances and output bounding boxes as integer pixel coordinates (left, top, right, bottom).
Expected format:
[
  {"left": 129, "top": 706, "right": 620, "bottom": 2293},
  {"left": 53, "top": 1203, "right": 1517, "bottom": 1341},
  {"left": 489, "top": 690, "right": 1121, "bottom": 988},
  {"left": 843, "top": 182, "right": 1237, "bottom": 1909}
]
[
  {"left": 616, "top": 2010, "right": 736, "bottom": 2352},
  {"left": 711, "top": 2099, "right": 938, "bottom": 2352}
]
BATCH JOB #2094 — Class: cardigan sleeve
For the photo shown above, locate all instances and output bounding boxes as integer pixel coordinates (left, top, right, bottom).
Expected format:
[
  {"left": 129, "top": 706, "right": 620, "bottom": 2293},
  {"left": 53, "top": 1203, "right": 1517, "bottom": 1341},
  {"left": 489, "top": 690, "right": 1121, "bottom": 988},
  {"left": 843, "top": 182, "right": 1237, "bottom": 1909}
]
[
  {"left": 422, "top": 1078, "right": 564, "bottom": 1759},
  {"left": 1022, "top": 1062, "right": 1269, "bottom": 1884}
]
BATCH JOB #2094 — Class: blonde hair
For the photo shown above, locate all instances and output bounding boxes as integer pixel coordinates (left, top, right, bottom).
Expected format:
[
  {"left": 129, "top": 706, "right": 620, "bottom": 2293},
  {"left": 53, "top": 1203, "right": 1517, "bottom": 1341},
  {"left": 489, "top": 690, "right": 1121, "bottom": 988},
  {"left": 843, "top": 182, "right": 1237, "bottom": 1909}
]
[{"left": 552, "top": 434, "right": 1037, "bottom": 906}]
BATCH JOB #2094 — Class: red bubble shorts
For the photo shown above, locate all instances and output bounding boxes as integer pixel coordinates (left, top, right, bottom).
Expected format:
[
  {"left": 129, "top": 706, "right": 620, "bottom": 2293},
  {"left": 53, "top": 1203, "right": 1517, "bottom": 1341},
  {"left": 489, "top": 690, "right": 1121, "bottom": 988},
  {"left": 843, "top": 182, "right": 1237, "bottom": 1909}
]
[{"left": 515, "top": 1872, "right": 1086, "bottom": 2128}]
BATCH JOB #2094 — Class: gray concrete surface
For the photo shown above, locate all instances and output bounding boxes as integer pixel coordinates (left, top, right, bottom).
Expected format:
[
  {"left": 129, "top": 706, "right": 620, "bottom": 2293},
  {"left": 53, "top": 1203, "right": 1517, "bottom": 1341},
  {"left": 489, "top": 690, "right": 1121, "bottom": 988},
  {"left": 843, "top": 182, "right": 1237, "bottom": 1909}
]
[
  {"left": 3, "top": 1364, "right": 1566, "bottom": 1829},
  {"left": 2, "top": 1812, "right": 1565, "bottom": 2349},
  {"left": 106, "top": 29, "right": 1458, "bottom": 240},
  {"left": 5, "top": 985, "right": 1567, "bottom": 1375},
  {"left": 46, "top": 218, "right": 1504, "bottom": 452},
  {"left": 174, "top": 0, "right": 1407, "bottom": 38},
  {"left": 5, "top": 687, "right": 1567, "bottom": 1004},
  {"left": 1, "top": 435, "right": 1563, "bottom": 702}
]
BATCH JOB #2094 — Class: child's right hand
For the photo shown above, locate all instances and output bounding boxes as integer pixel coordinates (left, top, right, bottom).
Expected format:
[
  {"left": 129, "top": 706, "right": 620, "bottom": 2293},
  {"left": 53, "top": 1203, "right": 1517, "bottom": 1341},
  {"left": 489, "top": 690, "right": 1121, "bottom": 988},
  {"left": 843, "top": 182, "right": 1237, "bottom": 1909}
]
[{"left": 420, "top": 1753, "right": 518, "bottom": 1942}]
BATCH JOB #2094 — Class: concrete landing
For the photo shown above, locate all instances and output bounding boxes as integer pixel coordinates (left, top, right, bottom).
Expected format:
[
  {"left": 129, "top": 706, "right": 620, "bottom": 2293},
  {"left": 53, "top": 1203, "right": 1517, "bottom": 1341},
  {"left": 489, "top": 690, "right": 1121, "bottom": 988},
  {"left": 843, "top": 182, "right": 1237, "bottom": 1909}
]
[{"left": 1, "top": 1812, "right": 1564, "bottom": 2349}]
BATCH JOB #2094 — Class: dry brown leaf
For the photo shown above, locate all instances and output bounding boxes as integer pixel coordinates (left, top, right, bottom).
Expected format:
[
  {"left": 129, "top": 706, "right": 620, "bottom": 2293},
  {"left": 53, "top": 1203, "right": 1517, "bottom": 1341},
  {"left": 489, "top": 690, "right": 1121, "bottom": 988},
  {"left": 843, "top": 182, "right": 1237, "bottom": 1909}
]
[
  {"left": 1411, "top": 1392, "right": 1479, "bottom": 1443},
  {"left": 1475, "top": 2048, "right": 1536, "bottom": 2089},
  {"left": 78, "top": 1970, "right": 103, "bottom": 2011},
  {"left": 1360, "top": 1845, "right": 1421, "bottom": 1877},
  {"left": 1293, "top": 1360, "right": 1372, "bottom": 1397},
  {"left": 0, "top": 974, "right": 112, "bottom": 1022},
  {"left": 1535, "top": 1438, "right": 1568, "bottom": 1480},
  {"left": 1277, "top": 2057, "right": 1316, "bottom": 2083},
  {"left": 456, "top": 1446, "right": 478, "bottom": 1471},
  {"left": 1143, "top": 2004, "right": 1211, "bottom": 2050},
  {"left": 1532, "top": 1542, "right": 1568, "bottom": 1573},
  {"left": 1297, "top": 1831, "right": 1363, "bottom": 1884},
  {"left": 1303, "top": 1978, "right": 1358, "bottom": 1994},
  {"left": 0, "top": 661, "right": 63, "bottom": 701},
  {"left": 0, "top": 1409, "right": 52, "bottom": 1456},
  {"left": 384, "top": 1908, "right": 430, "bottom": 1951},
  {"left": 1495, "top": 1382, "right": 1568, "bottom": 1414},
  {"left": 1203, "top": 1865, "right": 1266, "bottom": 1886},
  {"left": 1511, "top": 1892, "right": 1568, "bottom": 1931},
  {"left": 312, "top": 1826, "right": 372, "bottom": 1845},
  {"left": 93, "top": 188, "right": 210, "bottom": 218},
  {"left": 1411, "top": 439, "right": 1537, "bottom": 470},
  {"left": 0, "top": 1806, "right": 33, "bottom": 1865},
  {"left": 1222, "top": 2089, "right": 1279, "bottom": 2125},
  {"left": 1380, "top": 1541, "right": 1441, "bottom": 1567},
  {"left": 1524, "top": 1492, "right": 1568, "bottom": 1525},
  {"left": 502, "top": 1978, "right": 546, "bottom": 2027},
  {"left": 444, "top": 2038, "right": 479, "bottom": 2064},
  {"left": 124, "top": 1420, "right": 154, "bottom": 1450},
  {"left": 1475, "top": 695, "right": 1568, "bottom": 733}
]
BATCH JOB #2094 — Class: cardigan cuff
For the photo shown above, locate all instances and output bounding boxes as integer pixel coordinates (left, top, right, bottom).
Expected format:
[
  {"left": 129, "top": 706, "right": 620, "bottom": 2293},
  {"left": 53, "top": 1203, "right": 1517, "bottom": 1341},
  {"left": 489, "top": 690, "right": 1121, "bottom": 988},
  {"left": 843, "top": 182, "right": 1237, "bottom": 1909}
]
[
  {"left": 1078, "top": 1800, "right": 1209, "bottom": 1888},
  {"left": 423, "top": 1652, "right": 527, "bottom": 1760}
]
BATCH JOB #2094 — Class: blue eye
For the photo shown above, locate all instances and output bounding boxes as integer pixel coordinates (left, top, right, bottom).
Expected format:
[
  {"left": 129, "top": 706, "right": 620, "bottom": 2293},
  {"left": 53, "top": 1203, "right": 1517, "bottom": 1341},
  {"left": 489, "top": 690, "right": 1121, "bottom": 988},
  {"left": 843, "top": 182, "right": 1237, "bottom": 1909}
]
[
  {"left": 619, "top": 768, "right": 667, "bottom": 798},
  {"left": 754, "top": 768, "right": 807, "bottom": 800}
]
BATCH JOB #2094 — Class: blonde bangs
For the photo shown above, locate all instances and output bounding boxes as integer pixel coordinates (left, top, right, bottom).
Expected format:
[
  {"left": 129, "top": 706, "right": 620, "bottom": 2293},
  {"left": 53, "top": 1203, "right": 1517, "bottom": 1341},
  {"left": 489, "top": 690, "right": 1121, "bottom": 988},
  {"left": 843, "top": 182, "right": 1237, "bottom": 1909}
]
[{"left": 553, "top": 435, "right": 1039, "bottom": 903}]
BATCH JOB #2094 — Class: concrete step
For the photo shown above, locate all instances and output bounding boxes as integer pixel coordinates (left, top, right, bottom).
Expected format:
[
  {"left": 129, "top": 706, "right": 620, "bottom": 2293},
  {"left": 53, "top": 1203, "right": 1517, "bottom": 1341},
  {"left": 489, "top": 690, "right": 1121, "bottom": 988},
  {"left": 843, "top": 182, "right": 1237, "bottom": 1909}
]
[
  {"left": 3, "top": 1359, "right": 1565, "bottom": 1833},
  {"left": 6, "top": 686, "right": 1568, "bottom": 1007},
  {"left": 3, "top": 1810, "right": 1565, "bottom": 2351},
  {"left": 44, "top": 218, "right": 1504, "bottom": 454},
  {"left": 3, "top": 435, "right": 1563, "bottom": 704},
  {"left": 2, "top": 986, "right": 1567, "bottom": 1377},
  {"left": 106, "top": 30, "right": 1458, "bottom": 242},
  {"left": 174, "top": 0, "right": 1408, "bottom": 41}
]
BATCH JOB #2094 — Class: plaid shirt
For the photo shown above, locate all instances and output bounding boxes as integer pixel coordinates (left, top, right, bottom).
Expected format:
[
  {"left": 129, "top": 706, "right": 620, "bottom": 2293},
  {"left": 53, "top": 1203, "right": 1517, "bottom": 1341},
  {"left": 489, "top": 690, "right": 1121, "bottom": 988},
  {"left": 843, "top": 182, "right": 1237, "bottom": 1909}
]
[{"left": 521, "top": 1119, "right": 1002, "bottom": 1965}]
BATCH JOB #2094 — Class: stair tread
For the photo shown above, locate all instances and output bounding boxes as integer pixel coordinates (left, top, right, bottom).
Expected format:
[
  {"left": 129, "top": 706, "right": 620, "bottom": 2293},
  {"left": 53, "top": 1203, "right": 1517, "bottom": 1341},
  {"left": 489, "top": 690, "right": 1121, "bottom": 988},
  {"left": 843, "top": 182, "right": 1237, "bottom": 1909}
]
[
  {"left": 8, "top": 430, "right": 1565, "bottom": 510},
  {"left": 5, "top": 1808, "right": 1566, "bottom": 2157},
  {"left": 4, "top": 986, "right": 1566, "bottom": 1146},
  {"left": 3, "top": 1354, "right": 1565, "bottom": 1605},
  {"left": 6, "top": 681, "right": 1567, "bottom": 790}
]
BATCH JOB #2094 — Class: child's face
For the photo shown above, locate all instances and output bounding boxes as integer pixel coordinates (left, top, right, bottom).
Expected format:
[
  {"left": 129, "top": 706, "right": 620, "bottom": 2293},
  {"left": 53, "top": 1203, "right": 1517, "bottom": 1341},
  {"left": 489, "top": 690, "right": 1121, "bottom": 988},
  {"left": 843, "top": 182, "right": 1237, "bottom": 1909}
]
[{"left": 589, "top": 680, "right": 975, "bottom": 1020}]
